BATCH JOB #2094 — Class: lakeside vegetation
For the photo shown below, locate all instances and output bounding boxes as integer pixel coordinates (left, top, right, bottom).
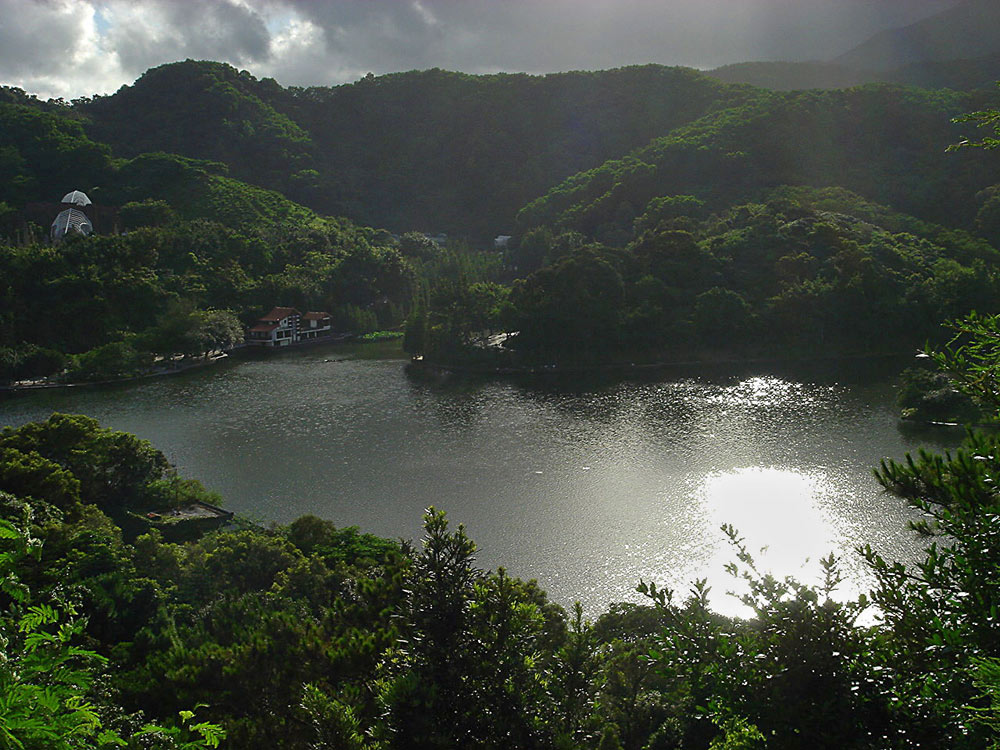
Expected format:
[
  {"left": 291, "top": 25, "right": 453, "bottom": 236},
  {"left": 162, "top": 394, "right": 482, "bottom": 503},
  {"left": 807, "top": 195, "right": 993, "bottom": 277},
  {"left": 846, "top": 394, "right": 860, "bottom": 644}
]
[
  {"left": 0, "top": 213, "right": 416, "bottom": 384},
  {"left": 405, "top": 187, "right": 1000, "bottom": 369},
  {"left": 6, "top": 312, "right": 1000, "bottom": 748},
  {"left": 398, "top": 79, "right": 1000, "bottom": 371}
]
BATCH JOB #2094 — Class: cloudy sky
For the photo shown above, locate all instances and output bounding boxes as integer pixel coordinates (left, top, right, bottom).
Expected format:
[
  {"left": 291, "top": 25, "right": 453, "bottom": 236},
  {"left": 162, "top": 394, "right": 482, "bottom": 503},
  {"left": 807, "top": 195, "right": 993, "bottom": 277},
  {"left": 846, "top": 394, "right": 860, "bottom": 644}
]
[{"left": 0, "top": 0, "right": 960, "bottom": 100}]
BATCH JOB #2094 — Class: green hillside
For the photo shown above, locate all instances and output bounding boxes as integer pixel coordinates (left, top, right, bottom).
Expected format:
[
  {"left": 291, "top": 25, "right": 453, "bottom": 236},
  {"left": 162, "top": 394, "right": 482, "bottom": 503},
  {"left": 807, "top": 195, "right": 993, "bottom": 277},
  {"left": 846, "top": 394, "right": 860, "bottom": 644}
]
[
  {"left": 0, "top": 99, "right": 114, "bottom": 208},
  {"left": 405, "top": 82, "right": 1000, "bottom": 368},
  {"left": 75, "top": 61, "right": 751, "bottom": 238},
  {"left": 6, "top": 61, "right": 1000, "bottom": 377},
  {"left": 0, "top": 94, "right": 320, "bottom": 232},
  {"left": 0, "top": 97, "right": 420, "bottom": 381},
  {"left": 109, "top": 152, "right": 320, "bottom": 228},
  {"left": 80, "top": 60, "right": 313, "bottom": 193},
  {"left": 517, "top": 85, "right": 1000, "bottom": 240}
]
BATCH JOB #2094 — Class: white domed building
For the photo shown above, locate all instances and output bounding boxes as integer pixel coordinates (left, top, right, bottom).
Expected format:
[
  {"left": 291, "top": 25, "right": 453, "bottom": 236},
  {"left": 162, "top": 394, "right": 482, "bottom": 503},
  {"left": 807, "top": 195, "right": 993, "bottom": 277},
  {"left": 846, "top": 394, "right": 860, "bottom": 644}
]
[{"left": 51, "top": 190, "right": 94, "bottom": 241}]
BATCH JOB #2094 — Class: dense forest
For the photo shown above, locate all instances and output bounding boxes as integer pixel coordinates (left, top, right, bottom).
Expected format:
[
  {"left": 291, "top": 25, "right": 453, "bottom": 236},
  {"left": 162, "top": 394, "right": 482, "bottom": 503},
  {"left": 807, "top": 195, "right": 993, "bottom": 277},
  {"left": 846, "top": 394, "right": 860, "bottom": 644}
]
[
  {"left": 4, "top": 61, "right": 1000, "bottom": 377},
  {"left": 75, "top": 61, "right": 749, "bottom": 238},
  {"left": 516, "top": 85, "right": 1000, "bottom": 234},
  {"left": 407, "top": 83, "right": 1000, "bottom": 367},
  {"left": 4, "top": 21, "right": 1000, "bottom": 750},
  {"left": 0, "top": 92, "right": 494, "bottom": 382},
  {"left": 408, "top": 187, "right": 1000, "bottom": 367}
]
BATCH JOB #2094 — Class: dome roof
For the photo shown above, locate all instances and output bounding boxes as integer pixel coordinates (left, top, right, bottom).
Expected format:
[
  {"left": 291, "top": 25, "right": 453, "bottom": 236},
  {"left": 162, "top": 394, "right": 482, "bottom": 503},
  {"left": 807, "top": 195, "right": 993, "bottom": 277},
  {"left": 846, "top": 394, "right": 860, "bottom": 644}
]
[
  {"left": 51, "top": 208, "right": 93, "bottom": 240},
  {"left": 61, "top": 190, "right": 92, "bottom": 206}
]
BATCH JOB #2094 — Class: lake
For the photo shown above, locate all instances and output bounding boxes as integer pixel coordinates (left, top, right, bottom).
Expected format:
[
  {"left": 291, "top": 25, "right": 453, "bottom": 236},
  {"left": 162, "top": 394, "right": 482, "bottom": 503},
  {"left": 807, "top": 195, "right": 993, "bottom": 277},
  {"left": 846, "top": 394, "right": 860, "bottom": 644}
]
[{"left": 0, "top": 342, "right": 960, "bottom": 617}]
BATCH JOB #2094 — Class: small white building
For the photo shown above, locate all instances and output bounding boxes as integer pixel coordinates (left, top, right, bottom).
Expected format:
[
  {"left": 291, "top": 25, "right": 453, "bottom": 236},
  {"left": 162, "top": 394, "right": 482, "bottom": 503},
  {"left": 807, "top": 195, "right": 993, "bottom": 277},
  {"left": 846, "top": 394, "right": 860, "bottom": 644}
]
[{"left": 51, "top": 189, "right": 94, "bottom": 241}]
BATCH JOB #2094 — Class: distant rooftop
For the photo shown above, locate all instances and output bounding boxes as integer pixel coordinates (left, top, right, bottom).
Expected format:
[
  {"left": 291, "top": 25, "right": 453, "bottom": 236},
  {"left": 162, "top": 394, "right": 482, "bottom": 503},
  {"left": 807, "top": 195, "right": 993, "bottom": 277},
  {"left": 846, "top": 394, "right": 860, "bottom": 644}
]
[{"left": 260, "top": 307, "right": 301, "bottom": 321}]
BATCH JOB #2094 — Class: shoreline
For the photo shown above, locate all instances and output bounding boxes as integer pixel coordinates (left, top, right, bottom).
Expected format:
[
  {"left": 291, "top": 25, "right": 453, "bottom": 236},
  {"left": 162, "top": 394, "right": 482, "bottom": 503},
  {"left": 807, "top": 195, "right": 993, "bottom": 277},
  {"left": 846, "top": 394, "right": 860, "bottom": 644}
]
[
  {"left": 0, "top": 332, "right": 393, "bottom": 394},
  {"left": 0, "top": 353, "right": 230, "bottom": 393},
  {"left": 1, "top": 343, "right": 918, "bottom": 394}
]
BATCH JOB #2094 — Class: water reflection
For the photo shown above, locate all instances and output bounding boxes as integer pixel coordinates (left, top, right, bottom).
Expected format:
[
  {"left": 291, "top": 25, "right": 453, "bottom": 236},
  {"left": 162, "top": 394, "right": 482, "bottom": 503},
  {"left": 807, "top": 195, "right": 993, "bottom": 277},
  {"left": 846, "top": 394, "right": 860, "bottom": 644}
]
[
  {"left": 697, "top": 468, "right": 837, "bottom": 614},
  {"left": 0, "top": 347, "right": 956, "bottom": 616},
  {"left": 705, "top": 468, "right": 832, "bottom": 570}
]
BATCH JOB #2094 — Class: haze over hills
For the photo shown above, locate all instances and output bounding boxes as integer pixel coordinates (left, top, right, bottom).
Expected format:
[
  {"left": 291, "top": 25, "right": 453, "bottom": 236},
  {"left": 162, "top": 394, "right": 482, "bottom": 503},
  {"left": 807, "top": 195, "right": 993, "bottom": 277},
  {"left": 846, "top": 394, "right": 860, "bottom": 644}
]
[
  {"left": 708, "top": 54, "right": 1000, "bottom": 92},
  {"left": 0, "top": 0, "right": 965, "bottom": 100},
  {"left": 708, "top": 0, "right": 1000, "bottom": 92},
  {"left": 834, "top": 0, "right": 1000, "bottom": 71}
]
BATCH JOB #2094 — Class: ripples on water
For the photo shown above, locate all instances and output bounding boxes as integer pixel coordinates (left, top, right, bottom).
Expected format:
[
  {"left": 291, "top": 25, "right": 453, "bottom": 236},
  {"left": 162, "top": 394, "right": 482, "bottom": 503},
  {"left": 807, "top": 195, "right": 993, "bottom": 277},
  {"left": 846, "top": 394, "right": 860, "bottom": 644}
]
[{"left": 0, "top": 347, "right": 960, "bottom": 616}]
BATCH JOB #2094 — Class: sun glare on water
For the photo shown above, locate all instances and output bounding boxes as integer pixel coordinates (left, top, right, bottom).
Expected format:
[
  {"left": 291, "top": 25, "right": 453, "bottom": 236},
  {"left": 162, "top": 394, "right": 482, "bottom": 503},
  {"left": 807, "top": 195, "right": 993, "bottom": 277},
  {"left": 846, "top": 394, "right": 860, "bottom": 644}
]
[{"left": 698, "top": 466, "right": 842, "bottom": 615}]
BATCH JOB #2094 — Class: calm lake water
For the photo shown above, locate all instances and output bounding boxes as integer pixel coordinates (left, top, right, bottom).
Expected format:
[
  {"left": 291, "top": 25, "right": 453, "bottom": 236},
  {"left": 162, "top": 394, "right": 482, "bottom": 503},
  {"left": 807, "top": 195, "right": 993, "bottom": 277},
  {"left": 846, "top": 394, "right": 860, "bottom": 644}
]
[{"left": 0, "top": 342, "right": 961, "bottom": 616}]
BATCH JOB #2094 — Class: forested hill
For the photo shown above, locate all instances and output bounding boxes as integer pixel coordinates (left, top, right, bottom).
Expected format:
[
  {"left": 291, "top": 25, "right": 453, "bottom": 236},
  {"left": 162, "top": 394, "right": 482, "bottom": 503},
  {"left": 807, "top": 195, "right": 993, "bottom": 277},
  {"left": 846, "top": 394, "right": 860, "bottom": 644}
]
[
  {"left": 0, "top": 92, "right": 422, "bottom": 382},
  {"left": 14, "top": 59, "right": 999, "bottom": 244},
  {"left": 6, "top": 59, "right": 1000, "bottom": 376},
  {"left": 0, "top": 92, "right": 320, "bottom": 230},
  {"left": 516, "top": 84, "right": 1000, "bottom": 243},
  {"left": 79, "top": 61, "right": 314, "bottom": 200},
  {"left": 400, "top": 82, "right": 1000, "bottom": 369},
  {"left": 75, "top": 60, "right": 751, "bottom": 238}
]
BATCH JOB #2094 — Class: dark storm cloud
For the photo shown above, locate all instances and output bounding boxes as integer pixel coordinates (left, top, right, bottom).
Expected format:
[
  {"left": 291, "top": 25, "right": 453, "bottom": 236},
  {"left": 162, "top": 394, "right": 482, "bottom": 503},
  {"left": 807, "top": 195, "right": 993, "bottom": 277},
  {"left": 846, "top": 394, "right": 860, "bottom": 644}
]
[
  {"left": 0, "top": 0, "right": 94, "bottom": 77},
  {"left": 0, "top": 0, "right": 961, "bottom": 99},
  {"left": 0, "top": 0, "right": 273, "bottom": 98},
  {"left": 104, "top": 0, "right": 272, "bottom": 74},
  {"left": 277, "top": 0, "right": 960, "bottom": 76}
]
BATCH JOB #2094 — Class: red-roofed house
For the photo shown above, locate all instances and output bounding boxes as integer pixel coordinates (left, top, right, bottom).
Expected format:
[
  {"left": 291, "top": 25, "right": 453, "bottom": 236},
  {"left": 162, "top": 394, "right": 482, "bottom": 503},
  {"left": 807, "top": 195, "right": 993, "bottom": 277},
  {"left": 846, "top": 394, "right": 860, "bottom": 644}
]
[
  {"left": 247, "top": 307, "right": 300, "bottom": 347},
  {"left": 246, "top": 307, "right": 333, "bottom": 347}
]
